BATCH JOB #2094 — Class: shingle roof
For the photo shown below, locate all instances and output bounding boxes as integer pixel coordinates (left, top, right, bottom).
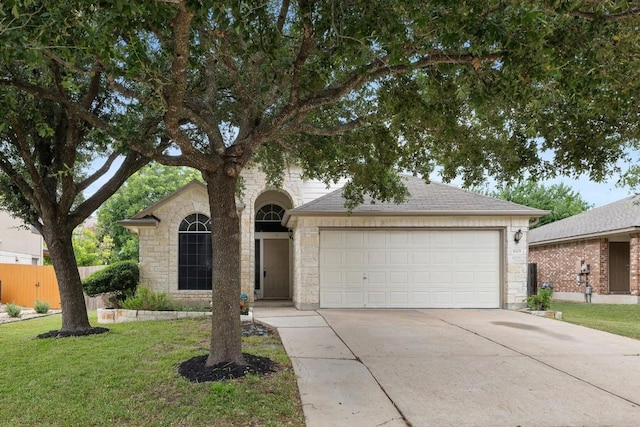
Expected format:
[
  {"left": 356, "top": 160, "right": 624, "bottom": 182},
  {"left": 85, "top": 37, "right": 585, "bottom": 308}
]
[
  {"left": 286, "top": 175, "right": 546, "bottom": 218},
  {"left": 529, "top": 194, "right": 640, "bottom": 245}
]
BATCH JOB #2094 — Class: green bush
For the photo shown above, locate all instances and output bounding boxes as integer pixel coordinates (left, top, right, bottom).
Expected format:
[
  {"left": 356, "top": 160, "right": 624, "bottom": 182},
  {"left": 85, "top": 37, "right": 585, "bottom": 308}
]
[
  {"left": 121, "top": 286, "right": 176, "bottom": 311},
  {"left": 5, "top": 303, "right": 21, "bottom": 318},
  {"left": 34, "top": 300, "right": 50, "bottom": 314},
  {"left": 525, "top": 287, "right": 553, "bottom": 311},
  {"left": 82, "top": 261, "right": 139, "bottom": 307}
]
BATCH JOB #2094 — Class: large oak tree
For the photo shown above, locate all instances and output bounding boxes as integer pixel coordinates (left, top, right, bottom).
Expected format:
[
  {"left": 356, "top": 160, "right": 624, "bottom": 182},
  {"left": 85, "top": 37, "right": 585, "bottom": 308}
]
[
  {"left": 6, "top": 1, "right": 640, "bottom": 363},
  {"left": 107, "top": 0, "right": 640, "bottom": 366},
  {"left": 0, "top": 2, "right": 163, "bottom": 333}
]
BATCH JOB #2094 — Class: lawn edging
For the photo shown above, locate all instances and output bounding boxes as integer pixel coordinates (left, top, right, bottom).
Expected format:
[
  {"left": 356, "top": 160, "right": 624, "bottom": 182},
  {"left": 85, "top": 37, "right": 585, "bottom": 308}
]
[{"left": 97, "top": 308, "right": 253, "bottom": 323}]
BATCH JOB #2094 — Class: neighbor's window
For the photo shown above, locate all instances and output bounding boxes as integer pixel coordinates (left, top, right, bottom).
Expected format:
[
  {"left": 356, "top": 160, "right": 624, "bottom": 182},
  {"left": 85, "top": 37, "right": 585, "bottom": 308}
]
[{"left": 178, "top": 213, "right": 212, "bottom": 290}]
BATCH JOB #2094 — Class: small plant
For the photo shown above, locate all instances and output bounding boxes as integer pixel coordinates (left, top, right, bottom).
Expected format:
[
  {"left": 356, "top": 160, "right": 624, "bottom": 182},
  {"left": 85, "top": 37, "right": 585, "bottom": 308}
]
[
  {"left": 5, "top": 303, "right": 21, "bottom": 318},
  {"left": 121, "top": 286, "right": 176, "bottom": 311},
  {"left": 34, "top": 300, "right": 50, "bottom": 314},
  {"left": 82, "top": 260, "right": 139, "bottom": 308},
  {"left": 240, "top": 293, "right": 249, "bottom": 315},
  {"left": 525, "top": 287, "right": 553, "bottom": 311}
]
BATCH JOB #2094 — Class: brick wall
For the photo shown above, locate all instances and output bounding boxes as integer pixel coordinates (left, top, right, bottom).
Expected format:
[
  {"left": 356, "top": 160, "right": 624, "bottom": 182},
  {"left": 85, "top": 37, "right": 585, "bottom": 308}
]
[{"left": 529, "top": 239, "right": 607, "bottom": 294}]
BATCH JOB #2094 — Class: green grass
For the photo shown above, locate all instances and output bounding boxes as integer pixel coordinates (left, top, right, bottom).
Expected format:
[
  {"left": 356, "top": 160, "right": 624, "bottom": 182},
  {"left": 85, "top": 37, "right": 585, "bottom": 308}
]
[
  {"left": 551, "top": 301, "right": 640, "bottom": 340},
  {"left": 0, "top": 313, "right": 304, "bottom": 427}
]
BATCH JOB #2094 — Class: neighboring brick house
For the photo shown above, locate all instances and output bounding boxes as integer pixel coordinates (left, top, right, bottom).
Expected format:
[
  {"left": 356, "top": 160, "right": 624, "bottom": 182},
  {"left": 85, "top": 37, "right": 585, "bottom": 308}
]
[
  {"left": 529, "top": 195, "right": 640, "bottom": 303},
  {"left": 120, "top": 165, "right": 545, "bottom": 310}
]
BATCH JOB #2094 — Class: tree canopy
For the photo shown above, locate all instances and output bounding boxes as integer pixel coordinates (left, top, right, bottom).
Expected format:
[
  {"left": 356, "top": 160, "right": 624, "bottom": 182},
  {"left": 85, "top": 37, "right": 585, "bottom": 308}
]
[
  {"left": 102, "top": 0, "right": 640, "bottom": 366},
  {"left": 0, "top": 1, "right": 162, "bottom": 332},
  {"left": 486, "top": 181, "right": 593, "bottom": 228},
  {"left": 2, "top": 0, "right": 640, "bottom": 362}
]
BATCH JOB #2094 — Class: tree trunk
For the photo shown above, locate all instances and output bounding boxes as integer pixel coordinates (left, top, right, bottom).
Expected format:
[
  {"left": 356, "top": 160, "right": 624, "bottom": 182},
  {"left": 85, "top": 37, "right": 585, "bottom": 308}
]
[
  {"left": 203, "top": 169, "right": 245, "bottom": 366},
  {"left": 46, "top": 231, "right": 92, "bottom": 332}
]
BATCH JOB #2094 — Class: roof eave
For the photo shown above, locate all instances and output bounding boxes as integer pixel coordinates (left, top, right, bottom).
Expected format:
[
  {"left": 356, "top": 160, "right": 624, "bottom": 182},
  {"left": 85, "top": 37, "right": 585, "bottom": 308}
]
[
  {"left": 283, "top": 209, "right": 546, "bottom": 226},
  {"left": 117, "top": 218, "right": 160, "bottom": 233},
  {"left": 529, "top": 226, "right": 640, "bottom": 246}
]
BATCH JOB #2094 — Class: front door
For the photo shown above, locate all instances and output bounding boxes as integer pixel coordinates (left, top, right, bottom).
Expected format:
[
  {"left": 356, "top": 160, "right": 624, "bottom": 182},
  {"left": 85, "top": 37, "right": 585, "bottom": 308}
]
[
  {"left": 609, "top": 242, "right": 630, "bottom": 293},
  {"left": 262, "top": 239, "right": 290, "bottom": 299}
]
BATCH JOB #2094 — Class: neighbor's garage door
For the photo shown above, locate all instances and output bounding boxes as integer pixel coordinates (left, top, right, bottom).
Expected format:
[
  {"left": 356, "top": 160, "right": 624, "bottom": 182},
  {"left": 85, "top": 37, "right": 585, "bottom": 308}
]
[{"left": 320, "top": 229, "right": 501, "bottom": 308}]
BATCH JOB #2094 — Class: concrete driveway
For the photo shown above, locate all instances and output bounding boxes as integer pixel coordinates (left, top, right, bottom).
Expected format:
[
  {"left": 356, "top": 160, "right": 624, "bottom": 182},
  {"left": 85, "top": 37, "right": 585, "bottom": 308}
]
[{"left": 255, "top": 308, "right": 640, "bottom": 427}]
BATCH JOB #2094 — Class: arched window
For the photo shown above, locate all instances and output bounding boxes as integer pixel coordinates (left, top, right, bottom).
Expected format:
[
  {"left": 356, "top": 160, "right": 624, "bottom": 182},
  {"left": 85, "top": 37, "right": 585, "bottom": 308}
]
[
  {"left": 178, "top": 213, "right": 212, "bottom": 290},
  {"left": 255, "top": 204, "right": 288, "bottom": 232}
]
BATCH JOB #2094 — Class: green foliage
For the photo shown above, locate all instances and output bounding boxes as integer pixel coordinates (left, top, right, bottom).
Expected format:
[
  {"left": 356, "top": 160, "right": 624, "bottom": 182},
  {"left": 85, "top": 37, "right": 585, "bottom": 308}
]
[
  {"left": 121, "top": 286, "right": 176, "bottom": 311},
  {"left": 72, "top": 227, "right": 114, "bottom": 266},
  {"left": 5, "top": 303, "right": 21, "bottom": 318},
  {"left": 82, "top": 261, "right": 139, "bottom": 307},
  {"left": 526, "top": 288, "right": 553, "bottom": 311},
  {"left": 33, "top": 300, "right": 49, "bottom": 314},
  {"left": 97, "top": 164, "right": 202, "bottom": 262},
  {"left": 486, "top": 181, "right": 593, "bottom": 227}
]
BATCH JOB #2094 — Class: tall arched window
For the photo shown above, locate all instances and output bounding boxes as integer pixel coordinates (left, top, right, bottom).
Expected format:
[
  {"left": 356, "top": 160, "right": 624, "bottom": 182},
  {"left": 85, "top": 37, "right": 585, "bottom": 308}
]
[{"left": 178, "top": 213, "right": 212, "bottom": 290}]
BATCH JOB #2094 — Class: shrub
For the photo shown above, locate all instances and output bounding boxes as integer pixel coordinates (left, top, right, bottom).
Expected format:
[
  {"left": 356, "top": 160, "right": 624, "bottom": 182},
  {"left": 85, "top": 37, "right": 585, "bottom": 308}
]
[
  {"left": 5, "top": 303, "right": 21, "bottom": 318},
  {"left": 121, "top": 286, "right": 176, "bottom": 311},
  {"left": 525, "top": 288, "right": 553, "bottom": 311},
  {"left": 34, "top": 300, "right": 50, "bottom": 314},
  {"left": 82, "top": 261, "right": 139, "bottom": 307}
]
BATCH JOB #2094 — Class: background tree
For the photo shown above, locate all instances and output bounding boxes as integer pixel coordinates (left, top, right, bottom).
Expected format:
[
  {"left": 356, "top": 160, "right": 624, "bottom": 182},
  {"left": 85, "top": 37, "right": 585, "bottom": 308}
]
[
  {"left": 486, "top": 181, "right": 593, "bottom": 228},
  {"left": 107, "top": 1, "right": 640, "bottom": 367},
  {"left": 0, "top": 2, "right": 164, "bottom": 334},
  {"left": 96, "top": 164, "right": 202, "bottom": 262},
  {"left": 73, "top": 228, "right": 114, "bottom": 266}
]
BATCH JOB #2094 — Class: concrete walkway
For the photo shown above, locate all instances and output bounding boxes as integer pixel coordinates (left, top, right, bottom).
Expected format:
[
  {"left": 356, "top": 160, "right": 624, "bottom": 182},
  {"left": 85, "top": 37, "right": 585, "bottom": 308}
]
[{"left": 254, "top": 307, "right": 640, "bottom": 427}]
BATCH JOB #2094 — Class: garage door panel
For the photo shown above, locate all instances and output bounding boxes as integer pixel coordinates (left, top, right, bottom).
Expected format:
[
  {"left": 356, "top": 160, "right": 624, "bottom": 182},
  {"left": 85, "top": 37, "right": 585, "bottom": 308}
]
[
  {"left": 320, "top": 229, "right": 500, "bottom": 309},
  {"left": 389, "top": 252, "right": 409, "bottom": 264},
  {"left": 345, "top": 271, "right": 364, "bottom": 284},
  {"left": 367, "top": 251, "right": 386, "bottom": 264},
  {"left": 389, "top": 271, "right": 409, "bottom": 284},
  {"left": 367, "top": 272, "right": 386, "bottom": 284}
]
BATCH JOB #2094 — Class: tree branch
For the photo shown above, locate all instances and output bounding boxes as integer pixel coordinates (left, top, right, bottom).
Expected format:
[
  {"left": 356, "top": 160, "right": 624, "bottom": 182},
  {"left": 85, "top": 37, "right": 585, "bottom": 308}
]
[
  {"left": 295, "top": 117, "right": 366, "bottom": 136},
  {"left": 287, "top": 0, "right": 315, "bottom": 107},
  {"left": 276, "top": 0, "right": 290, "bottom": 32}
]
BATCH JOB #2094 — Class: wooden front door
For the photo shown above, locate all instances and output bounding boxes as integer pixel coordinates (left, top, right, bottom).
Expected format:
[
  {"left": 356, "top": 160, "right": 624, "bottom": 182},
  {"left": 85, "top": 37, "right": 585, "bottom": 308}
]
[
  {"left": 262, "top": 239, "right": 290, "bottom": 299},
  {"left": 609, "top": 242, "right": 630, "bottom": 293}
]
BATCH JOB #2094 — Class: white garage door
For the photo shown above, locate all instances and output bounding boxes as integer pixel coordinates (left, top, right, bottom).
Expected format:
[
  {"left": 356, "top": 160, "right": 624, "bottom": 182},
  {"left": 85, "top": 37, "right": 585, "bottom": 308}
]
[{"left": 320, "top": 229, "right": 501, "bottom": 308}]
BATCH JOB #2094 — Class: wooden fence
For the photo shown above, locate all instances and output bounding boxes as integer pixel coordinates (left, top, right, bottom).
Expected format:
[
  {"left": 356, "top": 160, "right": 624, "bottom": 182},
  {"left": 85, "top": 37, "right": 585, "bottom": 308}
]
[{"left": 0, "top": 264, "right": 107, "bottom": 310}]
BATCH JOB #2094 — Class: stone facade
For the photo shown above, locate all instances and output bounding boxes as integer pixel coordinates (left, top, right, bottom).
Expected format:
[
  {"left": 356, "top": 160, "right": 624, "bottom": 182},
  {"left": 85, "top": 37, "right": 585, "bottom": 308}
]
[
  {"left": 131, "top": 166, "right": 535, "bottom": 310},
  {"left": 135, "top": 165, "right": 339, "bottom": 304}
]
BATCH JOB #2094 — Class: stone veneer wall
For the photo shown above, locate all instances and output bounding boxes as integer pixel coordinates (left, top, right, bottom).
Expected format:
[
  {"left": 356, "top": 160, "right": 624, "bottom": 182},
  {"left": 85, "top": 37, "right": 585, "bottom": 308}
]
[
  {"left": 137, "top": 165, "right": 337, "bottom": 305},
  {"left": 289, "top": 215, "right": 531, "bottom": 310},
  {"left": 528, "top": 239, "right": 606, "bottom": 294},
  {"left": 138, "top": 184, "right": 212, "bottom": 304}
]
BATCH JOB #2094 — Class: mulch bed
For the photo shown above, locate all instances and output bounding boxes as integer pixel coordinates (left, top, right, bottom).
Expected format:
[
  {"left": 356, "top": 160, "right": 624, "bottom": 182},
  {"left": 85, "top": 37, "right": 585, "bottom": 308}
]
[
  {"left": 178, "top": 321, "right": 278, "bottom": 382},
  {"left": 36, "top": 327, "right": 110, "bottom": 339}
]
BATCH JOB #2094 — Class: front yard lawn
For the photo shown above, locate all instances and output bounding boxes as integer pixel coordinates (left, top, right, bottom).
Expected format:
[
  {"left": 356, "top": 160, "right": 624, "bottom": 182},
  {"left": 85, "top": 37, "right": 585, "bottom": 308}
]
[
  {"left": 551, "top": 301, "right": 640, "bottom": 340},
  {"left": 0, "top": 313, "right": 304, "bottom": 427}
]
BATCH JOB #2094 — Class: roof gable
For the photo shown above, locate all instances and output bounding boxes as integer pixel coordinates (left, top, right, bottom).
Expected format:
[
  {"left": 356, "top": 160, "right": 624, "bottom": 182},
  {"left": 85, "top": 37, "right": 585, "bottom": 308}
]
[
  {"left": 529, "top": 194, "right": 640, "bottom": 244},
  {"left": 132, "top": 180, "right": 207, "bottom": 219},
  {"left": 286, "top": 176, "right": 546, "bottom": 218}
]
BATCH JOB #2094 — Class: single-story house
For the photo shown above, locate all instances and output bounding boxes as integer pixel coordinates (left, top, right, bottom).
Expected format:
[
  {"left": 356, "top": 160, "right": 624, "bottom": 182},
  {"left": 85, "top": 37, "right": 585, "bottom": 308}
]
[
  {"left": 120, "top": 166, "right": 545, "bottom": 310},
  {"left": 529, "top": 194, "right": 640, "bottom": 303}
]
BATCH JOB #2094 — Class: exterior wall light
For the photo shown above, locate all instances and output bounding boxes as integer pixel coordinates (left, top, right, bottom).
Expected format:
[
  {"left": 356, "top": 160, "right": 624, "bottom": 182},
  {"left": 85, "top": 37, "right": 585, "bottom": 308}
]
[{"left": 514, "top": 229, "right": 523, "bottom": 243}]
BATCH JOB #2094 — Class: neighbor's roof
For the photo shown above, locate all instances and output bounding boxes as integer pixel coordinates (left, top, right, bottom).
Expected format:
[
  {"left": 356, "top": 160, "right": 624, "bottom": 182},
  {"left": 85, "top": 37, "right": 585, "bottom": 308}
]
[
  {"left": 284, "top": 176, "right": 546, "bottom": 222},
  {"left": 529, "top": 194, "right": 640, "bottom": 245}
]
